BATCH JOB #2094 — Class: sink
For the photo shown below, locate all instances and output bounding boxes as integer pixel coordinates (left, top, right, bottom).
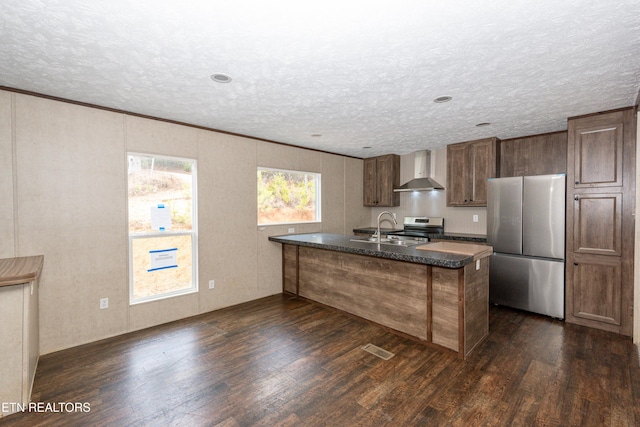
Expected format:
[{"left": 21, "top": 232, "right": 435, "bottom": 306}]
[
  {"left": 350, "top": 237, "right": 425, "bottom": 247},
  {"left": 352, "top": 237, "right": 388, "bottom": 242},
  {"left": 386, "top": 239, "right": 414, "bottom": 245}
]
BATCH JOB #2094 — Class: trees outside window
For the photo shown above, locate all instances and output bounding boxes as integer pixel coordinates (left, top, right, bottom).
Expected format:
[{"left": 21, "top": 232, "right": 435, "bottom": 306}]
[{"left": 258, "top": 168, "right": 321, "bottom": 225}]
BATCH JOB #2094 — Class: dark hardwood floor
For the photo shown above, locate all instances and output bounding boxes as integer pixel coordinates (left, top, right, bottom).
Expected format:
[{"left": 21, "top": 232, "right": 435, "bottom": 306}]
[{"left": 3, "top": 294, "right": 639, "bottom": 426}]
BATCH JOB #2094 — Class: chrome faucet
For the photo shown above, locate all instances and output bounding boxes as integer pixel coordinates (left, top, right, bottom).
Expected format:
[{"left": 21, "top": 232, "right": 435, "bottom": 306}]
[{"left": 376, "top": 211, "right": 397, "bottom": 243}]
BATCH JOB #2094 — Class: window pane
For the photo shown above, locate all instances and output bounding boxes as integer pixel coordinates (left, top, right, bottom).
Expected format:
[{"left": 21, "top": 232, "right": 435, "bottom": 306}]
[
  {"left": 131, "top": 234, "right": 193, "bottom": 301},
  {"left": 257, "top": 168, "right": 321, "bottom": 225},
  {"left": 128, "top": 155, "right": 193, "bottom": 233}
]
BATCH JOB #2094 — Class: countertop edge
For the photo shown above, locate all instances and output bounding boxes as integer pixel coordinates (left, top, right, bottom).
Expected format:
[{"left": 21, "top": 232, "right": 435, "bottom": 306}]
[
  {"left": 0, "top": 255, "right": 44, "bottom": 287},
  {"left": 269, "top": 234, "right": 475, "bottom": 268}
]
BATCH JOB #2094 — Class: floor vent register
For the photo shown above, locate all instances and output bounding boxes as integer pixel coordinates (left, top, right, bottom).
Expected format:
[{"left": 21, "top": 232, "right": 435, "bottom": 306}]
[{"left": 362, "top": 343, "right": 395, "bottom": 360}]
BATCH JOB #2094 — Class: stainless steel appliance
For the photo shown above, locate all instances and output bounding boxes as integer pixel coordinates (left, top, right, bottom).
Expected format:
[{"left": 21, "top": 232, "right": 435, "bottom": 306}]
[
  {"left": 394, "top": 151, "right": 445, "bottom": 192},
  {"left": 388, "top": 216, "right": 444, "bottom": 239},
  {"left": 487, "top": 174, "right": 566, "bottom": 319}
]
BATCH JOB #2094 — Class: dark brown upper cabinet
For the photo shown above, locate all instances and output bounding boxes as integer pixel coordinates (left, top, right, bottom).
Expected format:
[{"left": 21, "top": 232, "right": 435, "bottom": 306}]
[
  {"left": 363, "top": 154, "right": 400, "bottom": 207},
  {"left": 498, "top": 132, "right": 567, "bottom": 177},
  {"left": 446, "top": 137, "right": 498, "bottom": 207}
]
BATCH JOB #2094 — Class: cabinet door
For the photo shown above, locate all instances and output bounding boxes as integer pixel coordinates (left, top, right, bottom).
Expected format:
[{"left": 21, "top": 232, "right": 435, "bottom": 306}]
[
  {"left": 569, "top": 255, "right": 622, "bottom": 326},
  {"left": 469, "top": 139, "right": 496, "bottom": 205},
  {"left": 446, "top": 143, "right": 469, "bottom": 206},
  {"left": 376, "top": 154, "right": 400, "bottom": 207},
  {"left": 499, "top": 132, "right": 567, "bottom": 177},
  {"left": 447, "top": 138, "right": 497, "bottom": 207},
  {"left": 573, "top": 192, "right": 622, "bottom": 256},
  {"left": 363, "top": 157, "right": 377, "bottom": 206},
  {"left": 571, "top": 116, "right": 624, "bottom": 188}
]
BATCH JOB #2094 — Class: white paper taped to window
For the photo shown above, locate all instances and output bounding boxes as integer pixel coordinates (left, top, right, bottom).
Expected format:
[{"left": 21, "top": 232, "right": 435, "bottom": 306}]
[
  {"left": 150, "top": 204, "right": 172, "bottom": 231},
  {"left": 148, "top": 248, "right": 178, "bottom": 272}
]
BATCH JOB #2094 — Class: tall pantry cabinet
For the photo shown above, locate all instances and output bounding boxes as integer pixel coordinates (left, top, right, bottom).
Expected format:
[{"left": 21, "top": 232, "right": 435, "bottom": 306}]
[{"left": 565, "top": 108, "right": 636, "bottom": 336}]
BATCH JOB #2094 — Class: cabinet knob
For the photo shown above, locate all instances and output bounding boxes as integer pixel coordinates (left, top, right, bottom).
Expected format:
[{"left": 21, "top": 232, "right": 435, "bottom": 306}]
[
  {"left": 574, "top": 263, "right": 578, "bottom": 266},
  {"left": 575, "top": 180, "right": 580, "bottom": 185},
  {"left": 574, "top": 195, "right": 579, "bottom": 201}
]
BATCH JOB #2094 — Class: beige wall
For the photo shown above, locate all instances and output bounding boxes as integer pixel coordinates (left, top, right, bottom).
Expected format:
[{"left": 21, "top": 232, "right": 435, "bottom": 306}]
[
  {"left": 369, "top": 149, "right": 487, "bottom": 234},
  {"left": 15, "top": 95, "right": 130, "bottom": 350},
  {"left": 1, "top": 90, "right": 368, "bottom": 354},
  {"left": 0, "top": 91, "right": 15, "bottom": 258},
  {"left": 635, "top": 112, "right": 640, "bottom": 345}
]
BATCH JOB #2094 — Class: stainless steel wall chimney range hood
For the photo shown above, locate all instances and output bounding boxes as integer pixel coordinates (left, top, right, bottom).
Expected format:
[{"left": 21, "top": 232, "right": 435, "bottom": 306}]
[{"left": 394, "top": 150, "right": 445, "bottom": 192}]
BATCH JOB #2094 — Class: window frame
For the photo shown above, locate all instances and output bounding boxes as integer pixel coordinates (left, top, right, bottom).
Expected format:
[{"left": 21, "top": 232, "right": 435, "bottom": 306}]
[
  {"left": 127, "top": 152, "right": 198, "bottom": 305},
  {"left": 257, "top": 166, "right": 322, "bottom": 226}
]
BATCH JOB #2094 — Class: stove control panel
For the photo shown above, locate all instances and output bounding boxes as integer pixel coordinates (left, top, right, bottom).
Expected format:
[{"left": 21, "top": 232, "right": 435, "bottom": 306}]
[{"left": 403, "top": 216, "right": 444, "bottom": 227}]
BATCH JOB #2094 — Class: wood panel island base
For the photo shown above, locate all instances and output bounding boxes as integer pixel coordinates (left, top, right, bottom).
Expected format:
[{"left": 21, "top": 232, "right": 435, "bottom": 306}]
[{"left": 270, "top": 234, "right": 491, "bottom": 359}]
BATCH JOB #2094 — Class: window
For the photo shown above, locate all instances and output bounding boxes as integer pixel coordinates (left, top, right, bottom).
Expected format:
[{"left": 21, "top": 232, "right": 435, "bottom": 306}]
[
  {"left": 257, "top": 167, "right": 321, "bottom": 225},
  {"left": 128, "top": 154, "right": 197, "bottom": 304}
]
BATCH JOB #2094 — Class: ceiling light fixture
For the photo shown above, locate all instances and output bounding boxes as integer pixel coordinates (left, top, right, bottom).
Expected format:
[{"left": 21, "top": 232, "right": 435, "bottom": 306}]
[
  {"left": 210, "top": 73, "right": 232, "bottom": 83},
  {"left": 433, "top": 95, "right": 452, "bottom": 103}
]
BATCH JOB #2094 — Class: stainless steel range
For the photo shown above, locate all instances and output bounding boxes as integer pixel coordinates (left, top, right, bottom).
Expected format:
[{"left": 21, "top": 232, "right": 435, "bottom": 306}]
[{"left": 388, "top": 216, "right": 444, "bottom": 239}]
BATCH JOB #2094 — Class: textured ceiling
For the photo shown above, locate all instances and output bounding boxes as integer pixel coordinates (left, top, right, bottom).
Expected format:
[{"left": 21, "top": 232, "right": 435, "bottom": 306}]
[{"left": 1, "top": 0, "right": 639, "bottom": 158}]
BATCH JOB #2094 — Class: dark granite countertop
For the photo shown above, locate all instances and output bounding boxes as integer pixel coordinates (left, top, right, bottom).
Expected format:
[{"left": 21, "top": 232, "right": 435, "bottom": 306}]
[
  {"left": 352, "top": 227, "right": 487, "bottom": 243},
  {"left": 269, "top": 233, "right": 475, "bottom": 268}
]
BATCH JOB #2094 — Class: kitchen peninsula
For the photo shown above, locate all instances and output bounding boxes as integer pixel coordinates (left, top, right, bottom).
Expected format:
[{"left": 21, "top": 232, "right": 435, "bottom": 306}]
[
  {"left": 0, "top": 256, "right": 43, "bottom": 417},
  {"left": 269, "top": 233, "right": 491, "bottom": 358}
]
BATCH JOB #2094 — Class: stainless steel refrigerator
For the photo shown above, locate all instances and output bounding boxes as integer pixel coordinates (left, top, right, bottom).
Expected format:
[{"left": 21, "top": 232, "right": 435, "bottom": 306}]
[{"left": 487, "top": 174, "right": 566, "bottom": 319}]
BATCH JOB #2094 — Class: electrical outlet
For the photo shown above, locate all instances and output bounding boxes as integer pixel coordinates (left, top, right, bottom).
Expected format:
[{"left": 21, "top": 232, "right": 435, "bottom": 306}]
[
  {"left": 100, "top": 298, "right": 109, "bottom": 309},
  {"left": 209, "top": 280, "right": 215, "bottom": 289},
  {"left": 472, "top": 214, "right": 479, "bottom": 223},
  {"left": 288, "top": 228, "right": 295, "bottom": 233}
]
